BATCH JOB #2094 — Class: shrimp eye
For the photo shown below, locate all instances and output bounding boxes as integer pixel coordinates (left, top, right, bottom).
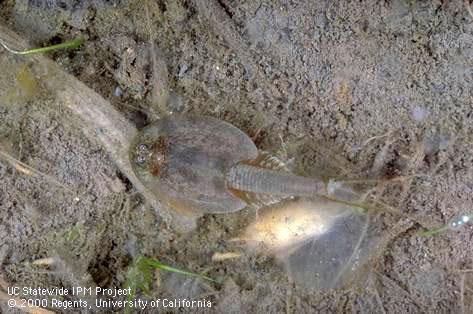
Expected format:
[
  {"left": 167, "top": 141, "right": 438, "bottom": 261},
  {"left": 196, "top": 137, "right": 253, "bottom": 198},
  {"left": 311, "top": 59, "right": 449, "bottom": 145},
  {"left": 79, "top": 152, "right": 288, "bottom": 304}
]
[
  {"left": 136, "top": 155, "right": 147, "bottom": 165},
  {"left": 138, "top": 143, "right": 149, "bottom": 152}
]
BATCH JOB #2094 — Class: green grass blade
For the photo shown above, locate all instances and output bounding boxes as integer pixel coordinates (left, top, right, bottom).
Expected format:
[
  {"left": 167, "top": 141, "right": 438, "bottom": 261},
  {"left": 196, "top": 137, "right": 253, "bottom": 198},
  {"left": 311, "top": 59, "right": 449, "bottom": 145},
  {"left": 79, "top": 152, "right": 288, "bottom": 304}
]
[
  {"left": 0, "top": 37, "right": 84, "bottom": 55},
  {"left": 143, "top": 258, "right": 217, "bottom": 283},
  {"left": 418, "top": 225, "right": 450, "bottom": 237},
  {"left": 418, "top": 213, "right": 472, "bottom": 237},
  {"left": 123, "top": 255, "right": 216, "bottom": 314}
]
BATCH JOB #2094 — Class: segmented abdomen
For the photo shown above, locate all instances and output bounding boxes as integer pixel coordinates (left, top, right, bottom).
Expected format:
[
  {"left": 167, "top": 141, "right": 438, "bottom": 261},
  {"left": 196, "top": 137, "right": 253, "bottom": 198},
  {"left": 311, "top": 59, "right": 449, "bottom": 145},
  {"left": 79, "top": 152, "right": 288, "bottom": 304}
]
[{"left": 226, "top": 163, "right": 326, "bottom": 197}]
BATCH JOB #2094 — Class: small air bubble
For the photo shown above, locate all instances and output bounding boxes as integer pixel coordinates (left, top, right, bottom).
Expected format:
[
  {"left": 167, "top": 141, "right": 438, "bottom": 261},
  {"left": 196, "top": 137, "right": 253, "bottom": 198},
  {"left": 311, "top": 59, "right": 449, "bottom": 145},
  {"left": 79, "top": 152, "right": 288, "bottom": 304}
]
[
  {"left": 114, "top": 86, "right": 123, "bottom": 97},
  {"left": 412, "top": 106, "right": 428, "bottom": 122}
]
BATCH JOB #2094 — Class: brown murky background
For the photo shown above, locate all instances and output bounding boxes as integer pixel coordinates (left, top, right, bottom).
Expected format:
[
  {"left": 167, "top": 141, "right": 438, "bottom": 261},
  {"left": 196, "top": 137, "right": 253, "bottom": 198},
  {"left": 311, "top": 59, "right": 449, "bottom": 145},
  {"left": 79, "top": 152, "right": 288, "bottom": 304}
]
[{"left": 0, "top": 0, "right": 472, "bottom": 312}]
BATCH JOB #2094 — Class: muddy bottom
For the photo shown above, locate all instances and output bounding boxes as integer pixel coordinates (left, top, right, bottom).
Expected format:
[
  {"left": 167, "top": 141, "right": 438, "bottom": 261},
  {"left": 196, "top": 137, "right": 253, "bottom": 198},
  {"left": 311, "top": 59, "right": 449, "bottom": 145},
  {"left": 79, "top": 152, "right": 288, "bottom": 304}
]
[{"left": 0, "top": 0, "right": 472, "bottom": 313}]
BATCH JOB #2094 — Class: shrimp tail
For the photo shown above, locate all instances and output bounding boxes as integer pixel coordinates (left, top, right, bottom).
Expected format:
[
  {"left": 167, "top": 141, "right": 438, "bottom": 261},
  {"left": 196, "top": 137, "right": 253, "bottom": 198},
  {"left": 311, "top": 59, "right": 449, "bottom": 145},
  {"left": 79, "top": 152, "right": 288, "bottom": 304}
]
[{"left": 226, "top": 163, "right": 327, "bottom": 197}]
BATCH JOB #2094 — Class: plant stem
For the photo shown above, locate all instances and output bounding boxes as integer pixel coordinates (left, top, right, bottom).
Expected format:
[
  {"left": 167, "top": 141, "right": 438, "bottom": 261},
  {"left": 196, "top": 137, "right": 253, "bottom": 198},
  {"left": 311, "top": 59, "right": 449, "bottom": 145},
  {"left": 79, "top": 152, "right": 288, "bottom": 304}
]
[
  {"left": 144, "top": 257, "right": 217, "bottom": 283},
  {"left": 0, "top": 23, "right": 199, "bottom": 232},
  {"left": 0, "top": 37, "right": 84, "bottom": 55}
]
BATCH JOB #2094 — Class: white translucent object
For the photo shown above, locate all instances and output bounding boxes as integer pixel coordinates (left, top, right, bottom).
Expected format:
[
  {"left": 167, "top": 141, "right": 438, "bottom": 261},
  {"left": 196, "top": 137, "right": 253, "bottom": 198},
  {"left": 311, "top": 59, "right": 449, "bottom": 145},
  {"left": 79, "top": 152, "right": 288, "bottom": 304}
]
[
  {"left": 242, "top": 196, "right": 371, "bottom": 290},
  {"left": 449, "top": 214, "right": 472, "bottom": 230}
]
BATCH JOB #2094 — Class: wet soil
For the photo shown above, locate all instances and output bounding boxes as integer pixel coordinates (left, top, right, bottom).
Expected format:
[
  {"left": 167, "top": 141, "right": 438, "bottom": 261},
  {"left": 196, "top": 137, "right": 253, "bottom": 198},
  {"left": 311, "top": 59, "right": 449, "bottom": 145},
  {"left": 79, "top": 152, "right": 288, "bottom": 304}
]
[{"left": 0, "top": 0, "right": 472, "bottom": 313}]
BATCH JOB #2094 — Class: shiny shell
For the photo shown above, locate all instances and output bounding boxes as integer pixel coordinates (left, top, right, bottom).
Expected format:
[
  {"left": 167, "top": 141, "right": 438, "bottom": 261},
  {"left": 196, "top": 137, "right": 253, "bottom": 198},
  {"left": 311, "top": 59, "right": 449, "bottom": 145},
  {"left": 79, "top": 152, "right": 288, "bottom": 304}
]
[{"left": 129, "top": 115, "right": 258, "bottom": 214}]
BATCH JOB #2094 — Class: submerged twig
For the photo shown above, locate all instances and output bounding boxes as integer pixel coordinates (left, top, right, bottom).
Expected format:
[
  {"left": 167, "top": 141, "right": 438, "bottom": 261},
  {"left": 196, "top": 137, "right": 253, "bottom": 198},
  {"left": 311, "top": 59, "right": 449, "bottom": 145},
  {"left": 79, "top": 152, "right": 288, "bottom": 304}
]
[
  {"left": 192, "top": 0, "right": 282, "bottom": 98},
  {"left": 372, "top": 279, "right": 387, "bottom": 314},
  {"left": 144, "top": 0, "right": 170, "bottom": 115},
  {"left": 0, "top": 23, "right": 193, "bottom": 231},
  {"left": 193, "top": 0, "right": 253, "bottom": 71},
  {"left": 0, "top": 150, "right": 75, "bottom": 194},
  {"left": 376, "top": 272, "right": 428, "bottom": 311}
]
